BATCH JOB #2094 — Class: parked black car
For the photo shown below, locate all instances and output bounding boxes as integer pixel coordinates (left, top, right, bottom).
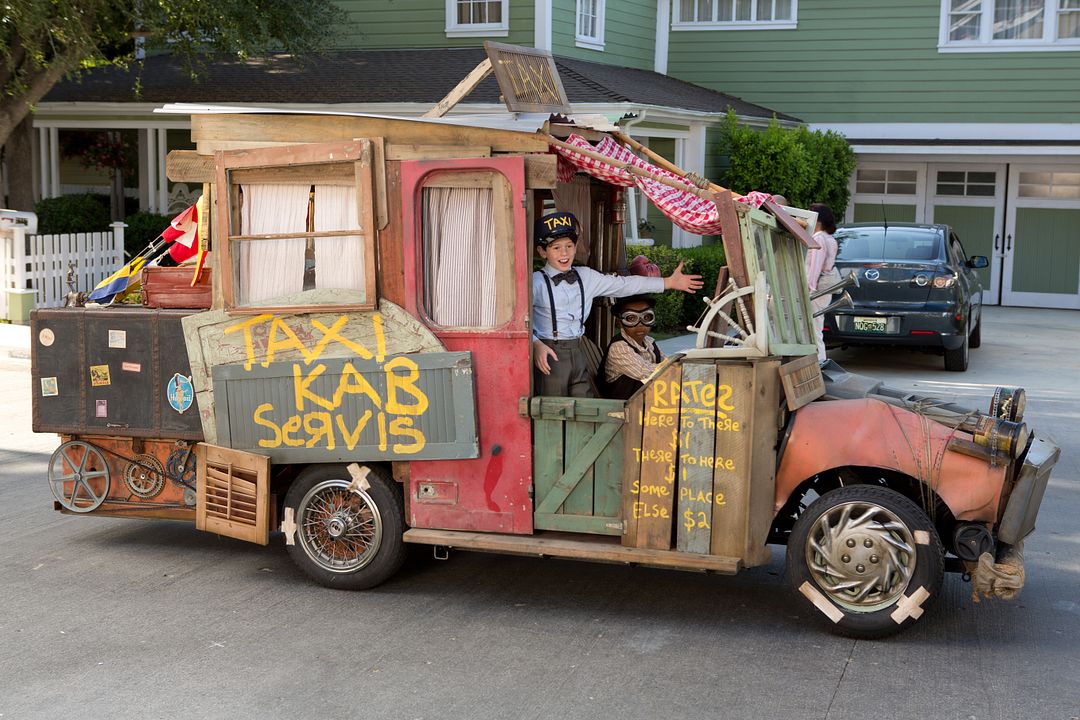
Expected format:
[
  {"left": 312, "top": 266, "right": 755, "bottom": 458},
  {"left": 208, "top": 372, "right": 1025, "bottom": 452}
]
[{"left": 823, "top": 223, "right": 988, "bottom": 371}]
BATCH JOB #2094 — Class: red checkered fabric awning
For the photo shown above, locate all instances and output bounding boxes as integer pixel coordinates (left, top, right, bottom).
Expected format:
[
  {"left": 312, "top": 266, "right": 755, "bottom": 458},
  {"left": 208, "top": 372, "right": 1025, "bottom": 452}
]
[{"left": 553, "top": 134, "right": 777, "bottom": 237}]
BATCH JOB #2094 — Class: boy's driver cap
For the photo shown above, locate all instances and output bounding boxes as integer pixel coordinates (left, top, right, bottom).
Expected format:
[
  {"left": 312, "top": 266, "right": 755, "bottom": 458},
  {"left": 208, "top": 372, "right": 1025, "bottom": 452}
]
[{"left": 535, "top": 211, "right": 579, "bottom": 246}]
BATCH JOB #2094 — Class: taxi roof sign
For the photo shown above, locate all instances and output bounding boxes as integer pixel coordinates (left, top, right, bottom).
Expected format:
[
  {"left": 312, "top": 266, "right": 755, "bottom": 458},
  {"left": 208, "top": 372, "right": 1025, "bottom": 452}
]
[{"left": 484, "top": 42, "right": 571, "bottom": 114}]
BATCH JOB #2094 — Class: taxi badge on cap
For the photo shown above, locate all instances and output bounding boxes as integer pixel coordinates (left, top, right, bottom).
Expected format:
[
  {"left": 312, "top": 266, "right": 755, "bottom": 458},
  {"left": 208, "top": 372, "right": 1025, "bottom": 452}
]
[{"left": 534, "top": 212, "right": 579, "bottom": 247}]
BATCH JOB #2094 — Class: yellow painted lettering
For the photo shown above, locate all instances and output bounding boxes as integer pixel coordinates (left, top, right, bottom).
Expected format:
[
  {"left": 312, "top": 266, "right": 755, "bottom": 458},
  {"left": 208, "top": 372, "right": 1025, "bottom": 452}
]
[
  {"left": 223, "top": 314, "right": 273, "bottom": 370},
  {"left": 384, "top": 356, "right": 429, "bottom": 415},
  {"left": 390, "top": 417, "right": 426, "bottom": 455},
  {"left": 335, "top": 411, "right": 373, "bottom": 451},
  {"left": 303, "top": 412, "right": 335, "bottom": 449},
  {"left": 376, "top": 411, "right": 388, "bottom": 451},
  {"left": 332, "top": 362, "right": 383, "bottom": 409},
  {"left": 310, "top": 316, "right": 374, "bottom": 363},
  {"left": 293, "top": 363, "right": 335, "bottom": 411},
  {"left": 373, "top": 313, "right": 386, "bottom": 362},
  {"left": 280, "top": 415, "right": 305, "bottom": 447},
  {"left": 264, "top": 317, "right": 314, "bottom": 366},
  {"left": 253, "top": 403, "right": 282, "bottom": 448},
  {"left": 717, "top": 383, "right": 735, "bottom": 412}
]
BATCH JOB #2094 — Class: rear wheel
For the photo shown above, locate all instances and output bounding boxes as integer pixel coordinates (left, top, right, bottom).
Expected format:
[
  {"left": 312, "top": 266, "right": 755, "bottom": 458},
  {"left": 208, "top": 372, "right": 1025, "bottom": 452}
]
[
  {"left": 969, "top": 315, "right": 982, "bottom": 349},
  {"left": 283, "top": 464, "right": 406, "bottom": 590},
  {"left": 944, "top": 331, "right": 969, "bottom": 372},
  {"left": 786, "top": 485, "right": 944, "bottom": 638}
]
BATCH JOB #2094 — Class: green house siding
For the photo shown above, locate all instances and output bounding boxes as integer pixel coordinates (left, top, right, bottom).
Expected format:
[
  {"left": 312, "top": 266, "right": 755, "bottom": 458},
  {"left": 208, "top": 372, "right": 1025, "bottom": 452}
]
[
  {"left": 666, "top": 0, "right": 1080, "bottom": 123},
  {"left": 552, "top": 0, "right": 657, "bottom": 69},
  {"left": 336, "top": 0, "right": 534, "bottom": 49}
]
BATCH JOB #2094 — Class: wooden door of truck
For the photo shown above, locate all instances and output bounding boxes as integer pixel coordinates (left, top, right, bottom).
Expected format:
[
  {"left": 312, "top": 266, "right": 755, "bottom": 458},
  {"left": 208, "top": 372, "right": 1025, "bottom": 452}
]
[{"left": 400, "top": 156, "right": 534, "bottom": 534}]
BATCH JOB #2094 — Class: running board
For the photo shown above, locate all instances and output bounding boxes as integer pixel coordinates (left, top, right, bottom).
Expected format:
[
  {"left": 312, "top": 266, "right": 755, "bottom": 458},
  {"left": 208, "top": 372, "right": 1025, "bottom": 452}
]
[{"left": 403, "top": 528, "right": 741, "bottom": 574}]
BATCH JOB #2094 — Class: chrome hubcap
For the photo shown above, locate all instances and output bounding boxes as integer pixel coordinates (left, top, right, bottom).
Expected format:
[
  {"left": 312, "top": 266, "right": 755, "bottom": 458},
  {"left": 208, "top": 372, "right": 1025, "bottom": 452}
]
[
  {"left": 806, "top": 500, "right": 917, "bottom": 612},
  {"left": 297, "top": 480, "right": 382, "bottom": 574}
]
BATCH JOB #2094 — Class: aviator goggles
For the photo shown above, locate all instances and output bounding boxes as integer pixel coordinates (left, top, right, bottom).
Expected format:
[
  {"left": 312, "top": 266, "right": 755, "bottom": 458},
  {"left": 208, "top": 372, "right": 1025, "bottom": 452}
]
[{"left": 617, "top": 309, "right": 656, "bottom": 327}]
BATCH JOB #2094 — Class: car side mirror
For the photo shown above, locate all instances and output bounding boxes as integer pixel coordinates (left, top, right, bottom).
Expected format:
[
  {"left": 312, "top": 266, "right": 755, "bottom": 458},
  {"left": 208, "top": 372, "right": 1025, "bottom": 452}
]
[{"left": 968, "top": 255, "right": 989, "bottom": 269}]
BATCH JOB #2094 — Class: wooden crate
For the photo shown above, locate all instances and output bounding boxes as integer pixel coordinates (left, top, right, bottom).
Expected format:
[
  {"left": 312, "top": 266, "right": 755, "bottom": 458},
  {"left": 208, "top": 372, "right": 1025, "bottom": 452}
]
[{"left": 140, "top": 266, "right": 212, "bottom": 309}]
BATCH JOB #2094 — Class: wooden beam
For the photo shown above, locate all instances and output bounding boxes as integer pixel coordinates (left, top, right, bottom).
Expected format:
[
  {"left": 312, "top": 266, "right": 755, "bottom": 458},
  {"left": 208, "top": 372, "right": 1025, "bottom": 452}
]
[
  {"left": 524, "top": 153, "right": 557, "bottom": 189},
  {"left": 386, "top": 144, "right": 491, "bottom": 160},
  {"left": 403, "top": 528, "right": 741, "bottom": 574},
  {"left": 714, "top": 190, "right": 750, "bottom": 290},
  {"left": 167, "top": 150, "right": 214, "bottom": 183},
  {"left": 191, "top": 114, "right": 548, "bottom": 154},
  {"left": 422, "top": 57, "right": 493, "bottom": 118}
]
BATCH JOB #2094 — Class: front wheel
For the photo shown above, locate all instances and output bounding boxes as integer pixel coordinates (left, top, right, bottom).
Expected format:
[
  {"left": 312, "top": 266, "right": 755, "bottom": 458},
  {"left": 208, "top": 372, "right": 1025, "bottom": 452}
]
[
  {"left": 283, "top": 464, "right": 406, "bottom": 590},
  {"left": 786, "top": 485, "right": 944, "bottom": 638}
]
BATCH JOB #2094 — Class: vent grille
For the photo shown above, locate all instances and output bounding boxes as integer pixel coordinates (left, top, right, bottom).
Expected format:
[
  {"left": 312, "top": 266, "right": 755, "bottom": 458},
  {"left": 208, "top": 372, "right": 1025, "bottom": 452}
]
[{"left": 195, "top": 443, "right": 271, "bottom": 545}]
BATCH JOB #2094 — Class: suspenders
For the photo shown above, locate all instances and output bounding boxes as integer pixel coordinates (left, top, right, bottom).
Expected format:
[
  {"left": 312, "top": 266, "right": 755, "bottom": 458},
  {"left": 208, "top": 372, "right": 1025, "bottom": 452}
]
[{"left": 539, "top": 269, "right": 586, "bottom": 340}]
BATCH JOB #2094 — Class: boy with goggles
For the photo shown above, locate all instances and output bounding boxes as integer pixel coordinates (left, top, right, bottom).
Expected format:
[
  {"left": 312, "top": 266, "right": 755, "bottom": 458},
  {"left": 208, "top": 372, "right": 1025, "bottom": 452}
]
[{"left": 599, "top": 295, "right": 664, "bottom": 400}]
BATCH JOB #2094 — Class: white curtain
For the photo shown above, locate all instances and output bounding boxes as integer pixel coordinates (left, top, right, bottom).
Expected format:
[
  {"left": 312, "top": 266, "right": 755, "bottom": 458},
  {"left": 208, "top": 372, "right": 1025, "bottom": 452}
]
[
  {"left": 239, "top": 184, "right": 309, "bottom": 304},
  {"left": 313, "top": 184, "right": 364, "bottom": 298},
  {"left": 423, "top": 187, "right": 496, "bottom": 327}
]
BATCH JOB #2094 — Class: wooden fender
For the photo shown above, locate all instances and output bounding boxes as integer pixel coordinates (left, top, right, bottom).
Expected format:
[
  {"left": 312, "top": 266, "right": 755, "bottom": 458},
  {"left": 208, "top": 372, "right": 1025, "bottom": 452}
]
[{"left": 775, "top": 398, "right": 1008, "bottom": 523}]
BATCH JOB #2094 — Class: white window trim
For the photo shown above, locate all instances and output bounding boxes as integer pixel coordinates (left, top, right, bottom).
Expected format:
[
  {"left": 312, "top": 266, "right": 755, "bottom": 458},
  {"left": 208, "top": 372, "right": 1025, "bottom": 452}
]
[
  {"left": 938, "top": 0, "right": 1080, "bottom": 52},
  {"left": 575, "top": 0, "right": 605, "bottom": 50},
  {"left": 672, "top": 0, "right": 797, "bottom": 30},
  {"left": 445, "top": 0, "right": 509, "bottom": 37}
]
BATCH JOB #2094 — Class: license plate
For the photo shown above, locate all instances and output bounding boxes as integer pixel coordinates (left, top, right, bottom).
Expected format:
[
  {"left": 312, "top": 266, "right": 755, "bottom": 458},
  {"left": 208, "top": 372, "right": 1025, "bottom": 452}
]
[{"left": 853, "top": 316, "right": 887, "bottom": 333}]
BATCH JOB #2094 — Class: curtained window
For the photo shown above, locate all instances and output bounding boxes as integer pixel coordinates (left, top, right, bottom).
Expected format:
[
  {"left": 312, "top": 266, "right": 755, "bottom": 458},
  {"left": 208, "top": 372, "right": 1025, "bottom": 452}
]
[
  {"left": 218, "top": 141, "right": 378, "bottom": 311},
  {"left": 420, "top": 171, "right": 514, "bottom": 328}
]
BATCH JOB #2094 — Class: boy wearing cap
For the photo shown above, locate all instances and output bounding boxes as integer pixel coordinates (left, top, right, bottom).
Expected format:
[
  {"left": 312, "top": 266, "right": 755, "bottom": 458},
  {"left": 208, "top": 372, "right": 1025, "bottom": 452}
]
[{"left": 532, "top": 211, "right": 702, "bottom": 397}]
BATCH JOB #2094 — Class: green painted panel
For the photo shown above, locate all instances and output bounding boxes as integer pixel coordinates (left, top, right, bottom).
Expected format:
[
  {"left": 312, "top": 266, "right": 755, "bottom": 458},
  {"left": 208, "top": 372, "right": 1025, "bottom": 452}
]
[
  {"left": 853, "top": 203, "right": 916, "bottom": 224},
  {"left": 666, "top": 0, "right": 1080, "bottom": 123},
  {"left": 592, "top": 420, "right": 623, "bottom": 518},
  {"left": 1012, "top": 208, "right": 1080, "bottom": 295},
  {"left": 335, "top": 0, "right": 534, "bottom": 49},
  {"left": 933, "top": 205, "right": 995, "bottom": 289},
  {"left": 563, "top": 419, "right": 596, "bottom": 515},
  {"left": 553, "top": 0, "right": 656, "bottom": 69},
  {"left": 532, "top": 417, "right": 564, "bottom": 514}
]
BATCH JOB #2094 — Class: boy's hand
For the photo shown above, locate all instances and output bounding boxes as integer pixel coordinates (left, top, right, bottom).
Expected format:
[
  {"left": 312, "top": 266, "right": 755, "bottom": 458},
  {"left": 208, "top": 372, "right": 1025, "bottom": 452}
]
[
  {"left": 533, "top": 340, "right": 558, "bottom": 375},
  {"left": 664, "top": 260, "right": 704, "bottom": 293}
]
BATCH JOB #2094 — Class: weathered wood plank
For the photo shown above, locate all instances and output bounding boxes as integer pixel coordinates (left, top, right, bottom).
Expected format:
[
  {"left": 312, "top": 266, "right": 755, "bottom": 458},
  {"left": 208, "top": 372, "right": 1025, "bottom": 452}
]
[
  {"left": 404, "top": 528, "right": 741, "bottom": 574},
  {"left": 709, "top": 362, "right": 754, "bottom": 558},
  {"left": 524, "top": 154, "right": 557, "bottom": 189},
  {"left": 676, "top": 361, "right": 717, "bottom": 554},
  {"left": 386, "top": 144, "right": 491, "bottom": 160},
  {"left": 167, "top": 150, "right": 214, "bottom": 183},
  {"left": 715, "top": 190, "right": 749, "bottom": 290},
  {"left": 634, "top": 362, "right": 682, "bottom": 550},
  {"left": 378, "top": 161, "right": 407, "bottom": 306},
  {"left": 532, "top": 417, "right": 564, "bottom": 516},
  {"left": 562, "top": 419, "right": 596, "bottom": 516},
  {"left": 191, "top": 114, "right": 549, "bottom": 154},
  {"left": 422, "top": 57, "right": 493, "bottom": 118},
  {"left": 746, "top": 359, "right": 781, "bottom": 567},
  {"left": 621, "top": 391, "right": 645, "bottom": 546}
]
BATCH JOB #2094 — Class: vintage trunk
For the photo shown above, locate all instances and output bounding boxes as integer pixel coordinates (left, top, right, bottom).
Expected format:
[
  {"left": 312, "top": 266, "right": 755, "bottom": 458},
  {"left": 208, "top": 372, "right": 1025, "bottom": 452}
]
[{"left": 140, "top": 266, "right": 213, "bottom": 309}]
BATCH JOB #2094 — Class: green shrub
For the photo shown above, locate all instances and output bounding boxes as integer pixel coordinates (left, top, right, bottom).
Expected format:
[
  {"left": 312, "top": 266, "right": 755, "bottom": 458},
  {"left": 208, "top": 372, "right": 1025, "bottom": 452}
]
[
  {"left": 719, "top": 110, "right": 857, "bottom": 216},
  {"left": 122, "top": 211, "right": 173, "bottom": 259},
  {"left": 35, "top": 194, "right": 111, "bottom": 235},
  {"left": 627, "top": 243, "right": 726, "bottom": 334}
]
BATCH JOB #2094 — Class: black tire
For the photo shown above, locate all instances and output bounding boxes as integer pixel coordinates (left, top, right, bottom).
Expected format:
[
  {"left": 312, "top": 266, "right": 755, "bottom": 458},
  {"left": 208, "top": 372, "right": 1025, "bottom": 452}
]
[
  {"left": 786, "top": 485, "right": 944, "bottom": 639},
  {"left": 283, "top": 464, "right": 406, "bottom": 590},
  {"left": 944, "top": 331, "right": 969, "bottom": 372},
  {"left": 969, "top": 315, "right": 982, "bottom": 349}
]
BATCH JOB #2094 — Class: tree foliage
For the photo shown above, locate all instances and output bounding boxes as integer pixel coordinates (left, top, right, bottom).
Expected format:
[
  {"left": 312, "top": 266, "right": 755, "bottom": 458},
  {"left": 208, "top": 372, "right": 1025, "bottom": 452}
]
[
  {"left": 0, "top": 0, "right": 347, "bottom": 146},
  {"left": 719, "top": 110, "right": 857, "bottom": 216}
]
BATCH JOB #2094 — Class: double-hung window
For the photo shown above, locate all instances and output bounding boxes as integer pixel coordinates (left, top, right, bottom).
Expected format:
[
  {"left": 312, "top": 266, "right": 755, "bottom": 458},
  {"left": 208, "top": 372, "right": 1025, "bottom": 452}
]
[
  {"left": 446, "top": 0, "right": 509, "bottom": 37},
  {"left": 941, "top": 0, "right": 1080, "bottom": 50},
  {"left": 673, "top": 0, "right": 797, "bottom": 30},
  {"left": 576, "top": 0, "right": 606, "bottom": 49}
]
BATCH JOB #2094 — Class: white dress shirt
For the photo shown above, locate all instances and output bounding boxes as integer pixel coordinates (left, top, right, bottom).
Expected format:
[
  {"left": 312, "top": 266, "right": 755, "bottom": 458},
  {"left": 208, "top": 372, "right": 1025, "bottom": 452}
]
[{"left": 532, "top": 264, "right": 665, "bottom": 340}]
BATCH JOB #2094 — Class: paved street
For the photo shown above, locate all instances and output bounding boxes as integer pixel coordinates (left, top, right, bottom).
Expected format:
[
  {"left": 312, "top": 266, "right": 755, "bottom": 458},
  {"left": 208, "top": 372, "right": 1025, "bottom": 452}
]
[{"left": 1, "top": 306, "right": 1078, "bottom": 720}]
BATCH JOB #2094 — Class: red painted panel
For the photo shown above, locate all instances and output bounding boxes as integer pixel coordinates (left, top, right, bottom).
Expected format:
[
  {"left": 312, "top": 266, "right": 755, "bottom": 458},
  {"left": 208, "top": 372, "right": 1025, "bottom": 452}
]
[{"left": 399, "top": 156, "right": 533, "bottom": 534}]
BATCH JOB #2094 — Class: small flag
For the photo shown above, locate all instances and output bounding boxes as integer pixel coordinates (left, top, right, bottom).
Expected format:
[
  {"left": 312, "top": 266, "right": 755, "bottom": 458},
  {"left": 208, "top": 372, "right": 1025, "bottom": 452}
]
[
  {"left": 87, "top": 256, "right": 148, "bottom": 304},
  {"left": 190, "top": 194, "right": 210, "bottom": 286},
  {"left": 162, "top": 203, "right": 199, "bottom": 263}
]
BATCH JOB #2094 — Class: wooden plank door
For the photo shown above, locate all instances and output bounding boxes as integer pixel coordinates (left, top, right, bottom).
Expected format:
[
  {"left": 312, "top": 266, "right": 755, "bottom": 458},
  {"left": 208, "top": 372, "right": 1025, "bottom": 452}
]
[{"left": 531, "top": 397, "right": 625, "bottom": 535}]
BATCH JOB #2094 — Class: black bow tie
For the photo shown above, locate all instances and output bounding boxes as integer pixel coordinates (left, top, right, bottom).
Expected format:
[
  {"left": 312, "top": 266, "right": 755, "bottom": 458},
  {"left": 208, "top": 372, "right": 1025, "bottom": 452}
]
[{"left": 551, "top": 269, "right": 579, "bottom": 285}]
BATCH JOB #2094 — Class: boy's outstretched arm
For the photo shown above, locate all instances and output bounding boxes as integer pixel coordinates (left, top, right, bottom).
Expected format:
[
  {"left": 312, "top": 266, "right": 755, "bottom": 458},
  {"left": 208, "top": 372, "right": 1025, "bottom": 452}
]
[{"left": 663, "top": 260, "right": 704, "bottom": 293}]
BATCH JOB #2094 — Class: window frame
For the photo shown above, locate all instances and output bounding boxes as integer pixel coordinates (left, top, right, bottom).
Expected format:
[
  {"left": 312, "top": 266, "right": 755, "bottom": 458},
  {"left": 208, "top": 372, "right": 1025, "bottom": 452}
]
[
  {"left": 939, "top": 0, "right": 1080, "bottom": 52},
  {"left": 672, "top": 0, "right": 798, "bottom": 31},
  {"left": 575, "top": 0, "right": 606, "bottom": 49},
  {"left": 215, "top": 140, "right": 379, "bottom": 315},
  {"left": 445, "top": 0, "right": 510, "bottom": 37}
]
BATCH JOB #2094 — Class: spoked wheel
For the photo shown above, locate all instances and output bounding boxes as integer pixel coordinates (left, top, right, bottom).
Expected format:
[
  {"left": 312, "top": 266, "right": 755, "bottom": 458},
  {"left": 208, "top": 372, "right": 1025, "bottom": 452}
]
[
  {"left": 283, "top": 464, "right": 406, "bottom": 590},
  {"left": 787, "top": 485, "right": 944, "bottom": 638},
  {"left": 48, "top": 441, "right": 111, "bottom": 513}
]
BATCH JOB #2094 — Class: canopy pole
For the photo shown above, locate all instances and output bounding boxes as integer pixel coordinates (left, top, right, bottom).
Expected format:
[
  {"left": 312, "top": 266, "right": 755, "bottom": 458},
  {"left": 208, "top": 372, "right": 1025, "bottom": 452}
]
[{"left": 611, "top": 131, "right": 730, "bottom": 196}]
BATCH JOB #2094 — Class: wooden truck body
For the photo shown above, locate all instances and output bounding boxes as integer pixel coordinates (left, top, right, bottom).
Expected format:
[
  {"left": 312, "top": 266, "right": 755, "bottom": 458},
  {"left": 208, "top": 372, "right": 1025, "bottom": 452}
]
[{"left": 31, "top": 53, "right": 1060, "bottom": 636}]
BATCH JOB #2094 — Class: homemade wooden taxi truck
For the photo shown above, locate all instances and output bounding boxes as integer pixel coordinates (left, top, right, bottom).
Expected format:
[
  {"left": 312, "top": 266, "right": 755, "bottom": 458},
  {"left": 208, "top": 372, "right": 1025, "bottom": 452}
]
[{"left": 31, "top": 46, "right": 1060, "bottom": 637}]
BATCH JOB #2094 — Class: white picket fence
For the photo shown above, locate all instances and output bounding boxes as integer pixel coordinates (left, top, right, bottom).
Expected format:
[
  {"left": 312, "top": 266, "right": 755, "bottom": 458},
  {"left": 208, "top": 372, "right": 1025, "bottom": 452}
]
[{"left": 0, "top": 223, "right": 125, "bottom": 320}]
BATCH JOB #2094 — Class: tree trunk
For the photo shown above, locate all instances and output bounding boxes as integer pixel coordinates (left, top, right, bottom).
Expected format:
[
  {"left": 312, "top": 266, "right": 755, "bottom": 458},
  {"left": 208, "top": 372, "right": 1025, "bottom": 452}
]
[{"left": 3, "top": 115, "right": 37, "bottom": 211}]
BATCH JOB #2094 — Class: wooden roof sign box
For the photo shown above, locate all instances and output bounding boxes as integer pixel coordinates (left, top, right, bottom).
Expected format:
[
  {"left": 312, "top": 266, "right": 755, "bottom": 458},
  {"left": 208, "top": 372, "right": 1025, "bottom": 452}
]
[{"left": 25, "top": 44, "right": 1062, "bottom": 639}]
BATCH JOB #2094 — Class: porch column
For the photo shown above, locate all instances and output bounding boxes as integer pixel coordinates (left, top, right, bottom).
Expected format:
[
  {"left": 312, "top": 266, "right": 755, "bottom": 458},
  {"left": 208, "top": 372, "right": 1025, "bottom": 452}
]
[
  {"left": 37, "top": 127, "right": 48, "bottom": 200},
  {"left": 48, "top": 127, "right": 59, "bottom": 197},
  {"left": 156, "top": 128, "right": 168, "bottom": 212},
  {"left": 145, "top": 128, "right": 158, "bottom": 213}
]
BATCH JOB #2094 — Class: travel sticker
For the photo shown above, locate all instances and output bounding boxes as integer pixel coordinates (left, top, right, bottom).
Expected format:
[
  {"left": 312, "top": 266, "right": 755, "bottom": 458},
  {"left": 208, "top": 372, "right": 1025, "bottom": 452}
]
[
  {"left": 40, "top": 377, "right": 58, "bottom": 397},
  {"left": 108, "top": 329, "right": 127, "bottom": 349},
  {"left": 90, "top": 365, "right": 111, "bottom": 387},
  {"left": 167, "top": 373, "right": 194, "bottom": 414},
  {"left": 38, "top": 328, "right": 55, "bottom": 347},
  {"left": 121, "top": 361, "right": 142, "bottom": 373},
  {"left": 95, "top": 399, "right": 108, "bottom": 418}
]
